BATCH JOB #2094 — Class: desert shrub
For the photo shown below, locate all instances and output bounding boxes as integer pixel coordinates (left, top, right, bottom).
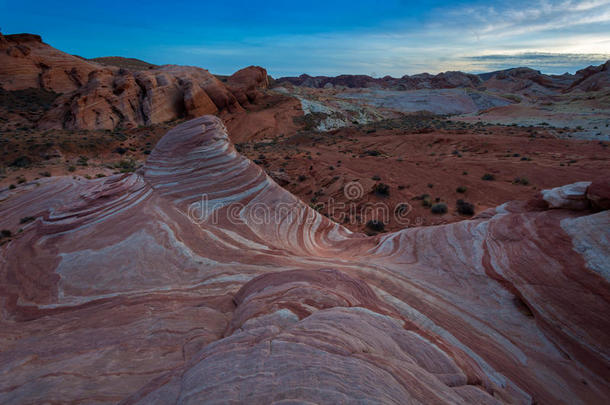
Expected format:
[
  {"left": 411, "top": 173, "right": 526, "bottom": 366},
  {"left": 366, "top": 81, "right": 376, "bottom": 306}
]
[
  {"left": 19, "top": 216, "right": 35, "bottom": 224},
  {"left": 456, "top": 199, "right": 475, "bottom": 216},
  {"left": 366, "top": 219, "right": 385, "bottom": 232},
  {"left": 39, "top": 171, "right": 51, "bottom": 177},
  {"left": 482, "top": 173, "right": 495, "bottom": 181},
  {"left": 456, "top": 186, "right": 467, "bottom": 193},
  {"left": 96, "top": 173, "right": 106, "bottom": 178},
  {"left": 365, "top": 150, "right": 380, "bottom": 156},
  {"left": 431, "top": 203, "right": 448, "bottom": 214},
  {"left": 513, "top": 177, "right": 529, "bottom": 186},
  {"left": 68, "top": 165, "right": 76, "bottom": 172},
  {"left": 373, "top": 183, "right": 390, "bottom": 196},
  {"left": 395, "top": 203, "right": 409, "bottom": 215},
  {"left": 372, "top": 175, "right": 381, "bottom": 181},
  {"left": 1, "top": 230, "right": 11, "bottom": 238},
  {"left": 10, "top": 156, "right": 31, "bottom": 168},
  {"left": 9, "top": 184, "right": 16, "bottom": 189},
  {"left": 298, "top": 175, "right": 307, "bottom": 182},
  {"left": 116, "top": 159, "right": 137, "bottom": 173}
]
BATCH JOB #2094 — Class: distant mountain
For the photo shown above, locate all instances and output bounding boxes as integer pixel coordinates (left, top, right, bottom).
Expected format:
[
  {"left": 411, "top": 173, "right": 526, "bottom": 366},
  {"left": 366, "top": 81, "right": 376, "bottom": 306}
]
[
  {"left": 89, "top": 56, "right": 158, "bottom": 71},
  {"left": 276, "top": 62, "right": 610, "bottom": 96},
  {"left": 275, "top": 71, "right": 482, "bottom": 91}
]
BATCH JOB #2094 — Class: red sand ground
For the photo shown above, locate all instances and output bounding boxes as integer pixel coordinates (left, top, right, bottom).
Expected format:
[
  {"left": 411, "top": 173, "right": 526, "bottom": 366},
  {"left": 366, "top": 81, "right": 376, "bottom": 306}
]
[
  {"left": 3, "top": 90, "right": 609, "bottom": 234},
  {"left": 237, "top": 121, "right": 610, "bottom": 232}
]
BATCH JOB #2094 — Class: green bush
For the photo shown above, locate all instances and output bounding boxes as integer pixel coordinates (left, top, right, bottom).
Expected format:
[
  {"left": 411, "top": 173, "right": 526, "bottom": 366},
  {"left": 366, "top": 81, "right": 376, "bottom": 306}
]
[
  {"left": 456, "top": 199, "right": 474, "bottom": 216},
  {"left": 482, "top": 173, "right": 495, "bottom": 181},
  {"left": 431, "top": 203, "right": 448, "bottom": 214},
  {"left": 373, "top": 183, "right": 390, "bottom": 196},
  {"left": 513, "top": 177, "right": 529, "bottom": 186},
  {"left": 366, "top": 219, "right": 385, "bottom": 232},
  {"left": 19, "top": 216, "right": 35, "bottom": 224}
]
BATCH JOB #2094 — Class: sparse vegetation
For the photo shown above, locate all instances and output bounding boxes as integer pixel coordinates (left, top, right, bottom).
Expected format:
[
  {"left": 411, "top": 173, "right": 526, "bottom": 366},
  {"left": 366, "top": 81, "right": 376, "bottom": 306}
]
[
  {"left": 431, "top": 203, "right": 448, "bottom": 214},
  {"left": 19, "top": 216, "right": 35, "bottom": 224},
  {"left": 366, "top": 219, "right": 385, "bottom": 232},
  {"left": 456, "top": 186, "right": 467, "bottom": 193},
  {"left": 513, "top": 177, "right": 529, "bottom": 186},
  {"left": 10, "top": 156, "right": 31, "bottom": 168},
  {"left": 116, "top": 159, "right": 138, "bottom": 173},
  {"left": 456, "top": 199, "right": 474, "bottom": 216},
  {"left": 482, "top": 173, "right": 495, "bottom": 181},
  {"left": 373, "top": 183, "right": 390, "bottom": 196}
]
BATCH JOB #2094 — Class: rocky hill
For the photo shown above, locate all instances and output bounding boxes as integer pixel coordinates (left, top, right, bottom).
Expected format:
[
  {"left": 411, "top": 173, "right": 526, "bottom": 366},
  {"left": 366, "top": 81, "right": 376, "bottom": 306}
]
[
  {"left": 275, "top": 70, "right": 482, "bottom": 90},
  {"left": 275, "top": 62, "right": 610, "bottom": 96},
  {"left": 0, "top": 33, "right": 269, "bottom": 130},
  {"left": 88, "top": 56, "right": 158, "bottom": 70}
]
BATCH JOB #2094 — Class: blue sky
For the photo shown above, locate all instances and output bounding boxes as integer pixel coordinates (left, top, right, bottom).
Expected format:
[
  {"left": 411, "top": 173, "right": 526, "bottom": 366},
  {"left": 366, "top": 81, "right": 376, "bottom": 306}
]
[{"left": 2, "top": 0, "right": 609, "bottom": 76}]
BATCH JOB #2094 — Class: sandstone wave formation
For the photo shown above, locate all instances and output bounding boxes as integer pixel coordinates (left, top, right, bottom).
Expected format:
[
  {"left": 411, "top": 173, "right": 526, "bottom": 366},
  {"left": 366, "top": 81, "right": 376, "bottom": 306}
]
[
  {"left": 0, "top": 33, "right": 268, "bottom": 130},
  {"left": 1, "top": 116, "right": 609, "bottom": 404}
]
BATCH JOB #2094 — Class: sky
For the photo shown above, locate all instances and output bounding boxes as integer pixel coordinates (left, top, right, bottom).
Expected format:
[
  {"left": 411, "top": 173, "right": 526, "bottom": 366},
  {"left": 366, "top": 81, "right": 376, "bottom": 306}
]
[{"left": 2, "top": 0, "right": 610, "bottom": 77}]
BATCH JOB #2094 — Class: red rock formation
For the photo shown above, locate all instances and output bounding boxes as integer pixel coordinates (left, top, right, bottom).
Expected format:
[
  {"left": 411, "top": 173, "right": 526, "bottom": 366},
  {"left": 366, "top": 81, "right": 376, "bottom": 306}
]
[
  {"left": 0, "top": 33, "right": 98, "bottom": 93},
  {"left": 0, "top": 34, "right": 268, "bottom": 130},
  {"left": 0, "top": 116, "right": 608, "bottom": 403},
  {"left": 567, "top": 60, "right": 610, "bottom": 92},
  {"left": 587, "top": 179, "right": 610, "bottom": 210},
  {"left": 38, "top": 65, "right": 243, "bottom": 130},
  {"left": 225, "top": 65, "right": 269, "bottom": 105}
]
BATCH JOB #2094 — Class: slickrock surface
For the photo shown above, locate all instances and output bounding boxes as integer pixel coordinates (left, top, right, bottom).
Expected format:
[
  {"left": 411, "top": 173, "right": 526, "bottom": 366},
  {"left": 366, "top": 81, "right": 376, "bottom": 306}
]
[{"left": 1, "top": 116, "right": 609, "bottom": 404}]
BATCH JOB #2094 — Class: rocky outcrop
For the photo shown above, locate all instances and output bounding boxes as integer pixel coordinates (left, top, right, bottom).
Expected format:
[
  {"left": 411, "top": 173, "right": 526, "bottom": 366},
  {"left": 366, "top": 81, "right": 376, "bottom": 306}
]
[
  {"left": 477, "top": 67, "right": 568, "bottom": 97},
  {"left": 587, "top": 179, "right": 610, "bottom": 210},
  {"left": 39, "top": 65, "right": 242, "bottom": 130},
  {"left": 567, "top": 60, "right": 610, "bottom": 92},
  {"left": 0, "top": 33, "right": 268, "bottom": 130},
  {"left": 0, "top": 33, "right": 98, "bottom": 93},
  {"left": 1, "top": 116, "right": 608, "bottom": 404},
  {"left": 225, "top": 65, "right": 269, "bottom": 105}
]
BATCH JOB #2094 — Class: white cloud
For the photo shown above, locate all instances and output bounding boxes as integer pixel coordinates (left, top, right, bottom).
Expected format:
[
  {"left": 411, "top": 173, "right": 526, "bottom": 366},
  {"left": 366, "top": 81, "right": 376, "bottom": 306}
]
[{"left": 160, "top": 0, "right": 610, "bottom": 76}]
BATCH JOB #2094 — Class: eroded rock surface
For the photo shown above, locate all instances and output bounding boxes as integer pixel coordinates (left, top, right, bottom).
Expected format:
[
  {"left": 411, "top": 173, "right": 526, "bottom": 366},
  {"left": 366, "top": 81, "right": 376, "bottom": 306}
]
[
  {"left": 0, "top": 33, "right": 269, "bottom": 130},
  {"left": 0, "top": 116, "right": 609, "bottom": 404}
]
